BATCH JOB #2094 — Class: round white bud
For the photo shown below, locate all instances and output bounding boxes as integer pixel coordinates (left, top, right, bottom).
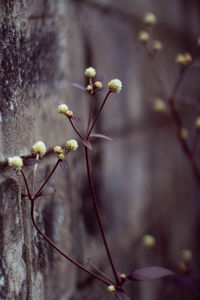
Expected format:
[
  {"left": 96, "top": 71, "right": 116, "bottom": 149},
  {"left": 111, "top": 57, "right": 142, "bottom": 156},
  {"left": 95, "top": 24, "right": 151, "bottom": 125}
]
[
  {"left": 108, "top": 79, "right": 122, "bottom": 93},
  {"left": 85, "top": 67, "right": 96, "bottom": 78},
  {"left": 58, "top": 104, "right": 69, "bottom": 114},
  {"left": 143, "top": 234, "right": 156, "bottom": 248},
  {"left": 144, "top": 12, "right": 157, "bottom": 26},
  {"left": 8, "top": 156, "right": 23, "bottom": 170},
  {"left": 66, "top": 139, "right": 78, "bottom": 151},
  {"left": 32, "top": 141, "right": 46, "bottom": 157}
]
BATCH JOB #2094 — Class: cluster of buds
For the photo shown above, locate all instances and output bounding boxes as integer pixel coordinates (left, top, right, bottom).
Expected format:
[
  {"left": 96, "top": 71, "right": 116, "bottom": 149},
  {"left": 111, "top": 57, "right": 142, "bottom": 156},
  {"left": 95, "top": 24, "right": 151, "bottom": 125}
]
[
  {"left": 85, "top": 67, "right": 103, "bottom": 95},
  {"left": 85, "top": 67, "right": 122, "bottom": 94},
  {"left": 58, "top": 104, "right": 74, "bottom": 118},
  {"left": 54, "top": 139, "right": 78, "bottom": 160},
  {"left": 176, "top": 53, "right": 192, "bottom": 66},
  {"left": 138, "top": 12, "right": 162, "bottom": 52}
]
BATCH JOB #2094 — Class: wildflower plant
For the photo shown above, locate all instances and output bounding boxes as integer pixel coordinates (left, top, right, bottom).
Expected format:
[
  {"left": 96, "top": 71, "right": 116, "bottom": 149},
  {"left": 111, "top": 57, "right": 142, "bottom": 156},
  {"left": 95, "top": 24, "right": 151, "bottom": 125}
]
[{"left": 8, "top": 66, "right": 174, "bottom": 299}]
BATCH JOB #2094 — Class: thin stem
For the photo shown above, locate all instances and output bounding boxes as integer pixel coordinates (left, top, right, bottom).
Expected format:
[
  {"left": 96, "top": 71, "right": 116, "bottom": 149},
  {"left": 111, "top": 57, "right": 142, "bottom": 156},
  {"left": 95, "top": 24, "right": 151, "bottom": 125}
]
[
  {"left": 30, "top": 200, "right": 110, "bottom": 286},
  {"left": 21, "top": 169, "right": 33, "bottom": 200},
  {"left": 85, "top": 147, "right": 120, "bottom": 285},
  {"left": 87, "top": 93, "right": 94, "bottom": 135},
  {"left": 69, "top": 118, "right": 85, "bottom": 141},
  {"left": 33, "top": 159, "right": 60, "bottom": 200},
  {"left": 87, "top": 91, "right": 111, "bottom": 140},
  {"left": 87, "top": 260, "right": 114, "bottom": 284}
]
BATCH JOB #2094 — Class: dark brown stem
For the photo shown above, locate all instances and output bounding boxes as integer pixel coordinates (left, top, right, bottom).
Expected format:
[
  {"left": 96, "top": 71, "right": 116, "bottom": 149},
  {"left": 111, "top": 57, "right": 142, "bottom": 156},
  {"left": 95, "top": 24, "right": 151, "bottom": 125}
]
[
  {"left": 33, "top": 160, "right": 60, "bottom": 200},
  {"left": 30, "top": 200, "right": 110, "bottom": 286},
  {"left": 87, "top": 91, "right": 111, "bottom": 140},
  {"left": 87, "top": 93, "right": 94, "bottom": 135},
  {"left": 85, "top": 147, "right": 120, "bottom": 285},
  {"left": 21, "top": 169, "right": 32, "bottom": 200},
  {"left": 69, "top": 118, "right": 85, "bottom": 141}
]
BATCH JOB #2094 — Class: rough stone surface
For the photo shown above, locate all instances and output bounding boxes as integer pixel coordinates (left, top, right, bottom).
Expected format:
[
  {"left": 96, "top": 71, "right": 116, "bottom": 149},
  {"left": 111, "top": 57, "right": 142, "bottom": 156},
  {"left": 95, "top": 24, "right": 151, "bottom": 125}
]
[{"left": 0, "top": 0, "right": 200, "bottom": 299}]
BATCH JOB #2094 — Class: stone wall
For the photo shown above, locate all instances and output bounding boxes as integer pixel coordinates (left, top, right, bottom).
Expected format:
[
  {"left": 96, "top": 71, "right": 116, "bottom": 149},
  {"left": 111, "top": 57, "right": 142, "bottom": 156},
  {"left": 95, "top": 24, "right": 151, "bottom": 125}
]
[{"left": 0, "top": 1, "right": 200, "bottom": 299}]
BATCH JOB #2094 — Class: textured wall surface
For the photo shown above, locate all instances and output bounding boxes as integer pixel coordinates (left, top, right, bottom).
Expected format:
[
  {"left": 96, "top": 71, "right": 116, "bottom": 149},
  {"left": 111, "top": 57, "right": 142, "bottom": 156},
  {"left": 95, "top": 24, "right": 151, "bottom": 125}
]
[{"left": 0, "top": 0, "right": 200, "bottom": 299}]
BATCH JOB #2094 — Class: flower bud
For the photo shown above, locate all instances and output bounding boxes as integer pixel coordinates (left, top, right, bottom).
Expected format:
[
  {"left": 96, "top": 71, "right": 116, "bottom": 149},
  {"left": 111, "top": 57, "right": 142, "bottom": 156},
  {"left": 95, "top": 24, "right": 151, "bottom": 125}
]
[
  {"left": 66, "top": 139, "right": 78, "bottom": 151},
  {"left": 180, "top": 128, "right": 188, "bottom": 140},
  {"left": 144, "top": 12, "right": 157, "bottom": 26},
  {"left": 138, "top": 31, "right": 149, "bottom": 43},
  {"left": 94, "top": 81, "right": 103, "bottom": 89},
  {"left": 66, "top": 110, "right": 74, "bottom": 117},
  {"left": 181, "top": 249, "right": 192, "bottom": 263},
  {"left": 107, "top": 285, "right": 116, "bottom": 293},
  {"left": 108, "top": 79, "right": 122, "bottom": 93},
  {"left": 195, "top": 117, "right": 200, "bottom": 130},
  {"left": 143, "top": 234, "right": 156, "bottom": 248},
  {"left": 85, "top": 67, "right": 96, "bottom": 78},
  {"left": 54, "top": 146, "right": 63, "bottom": 154},
  {"left": 32, "top": 141, "right": 46, "bottom": 157},
  {"left": 58, "top": 104, "right": 69, "bottom": 114},
  {"left": 153, "top": 40, "right": 162, "bottom": 51},
  {"left": 58, "top": 153, "right": 65, "bottom": 160},
  {"left": 120, "top": 273, "right": 127, "bottom": 280},
  {"left": 154, "top": 98, "right": 167, "bottom": 113},
  {"left": 8, "top": 156, "right": 23, "bottom": 170}
]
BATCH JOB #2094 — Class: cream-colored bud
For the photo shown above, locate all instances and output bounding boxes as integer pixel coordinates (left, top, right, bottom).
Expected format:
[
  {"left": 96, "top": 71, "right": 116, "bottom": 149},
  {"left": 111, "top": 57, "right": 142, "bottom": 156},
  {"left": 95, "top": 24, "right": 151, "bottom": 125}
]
[
  {"left": 154, "top": 99, "right": 167, "bottom": 113},
  {"left": 108, "top": 79, "right": 122, "bottom": 93},
  {"left": 32, "top": 141, "right": 46, "bottom": 157},
  {"left": 85, "top": 67, "right": 96, "bottom": 78},
  {"left": 66, "top": 110, "right": 74, "bottom": 117},
  {"left": 138, "top": 31, "right": 149, "bottom": 43},
  {"left": 181, "top": 249, "right": 192, "bottom": 263},
  {"left": 176, "top": 54, "right": 185, "bottom": 65},
  {"left": 94, "top": 81, "right": 103, "bottom": 89},
  {"left": 54, "top": 146, "right": 63, "bottom": 154},
  {"left": 107, "top": 285, "right": 116, "bottom": 293},
  {"left": 120, "top": 273, "right": 127, "bottom": 280},
  {"left": 58, "top": 104, "right": 69, "bottom": 114},
  {"left": 8, "top": 156, "right": 23, "bottom": 170},
  {"left": 184, "top": 53, "right": 192, "bottom": 65},
  {"left": 144, "top": 12, "right": 157, "bottom": 26},
  {"left": 143, "top": 234, "right": 156, "bottom": 248},
  {"left": 153, "top": 40, "right": 162, "bottom": 51},
  {"left": 176, "top": 53, "right": 192, "bottom": 66},
  {"left": 66, "top": 139, "right": 78, "bottom": 151},
  {"left": 180, "top": 128, "right": 188, "bottom": 140},
  {"left": 195, "top": 117, "right": 200, "bottom": 129},
  {"left": 58, "top": 153, "right": 65, "bottom": 160},
  {"left": 86, "top": 85, "right": 93, "bottom": 92},
  {"left": 197, "top": 37, "right": 200, "bottom": 46}
]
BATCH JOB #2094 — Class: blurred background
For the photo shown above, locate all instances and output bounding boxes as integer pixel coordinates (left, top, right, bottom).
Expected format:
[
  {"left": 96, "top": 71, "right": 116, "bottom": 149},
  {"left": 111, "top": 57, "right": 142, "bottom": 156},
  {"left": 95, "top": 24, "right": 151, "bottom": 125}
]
[{"left": 1, "top": 0, "right": 200, "bottom": 299}]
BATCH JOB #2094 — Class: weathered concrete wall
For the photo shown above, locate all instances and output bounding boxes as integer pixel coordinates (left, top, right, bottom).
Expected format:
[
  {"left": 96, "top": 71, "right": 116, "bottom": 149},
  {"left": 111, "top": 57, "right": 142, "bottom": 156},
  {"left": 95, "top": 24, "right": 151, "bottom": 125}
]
[{"left": 0, "top": 0, "right": 200, "bottom": 299}]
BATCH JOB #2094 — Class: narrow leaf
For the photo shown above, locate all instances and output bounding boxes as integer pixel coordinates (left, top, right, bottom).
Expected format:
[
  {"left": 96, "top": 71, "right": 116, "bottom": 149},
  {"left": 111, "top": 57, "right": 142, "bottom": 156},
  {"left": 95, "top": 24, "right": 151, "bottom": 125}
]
[
  {"left": 38, "top": 187, "right": 56, "bottom": 197},
  {"left": 82, "top": 140, "right": 92, "bottom": 150},
  {"left": 89, "top": 133, "right": 113, "bottom": 141},
  {"left": 71, "top": 83, "right": 86, "bottom": 91},
  {"left": 128, "top": 266, "right": 174, "bottom": 281},
  {"left": 24, "top": 158, "right": 40, "bottom": 166},
  {"left": 115, "top": 291, "right": 131, "bottom": 300},
  {"left": 60, "top": 160, "right": 68, "bottom": 172}
]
